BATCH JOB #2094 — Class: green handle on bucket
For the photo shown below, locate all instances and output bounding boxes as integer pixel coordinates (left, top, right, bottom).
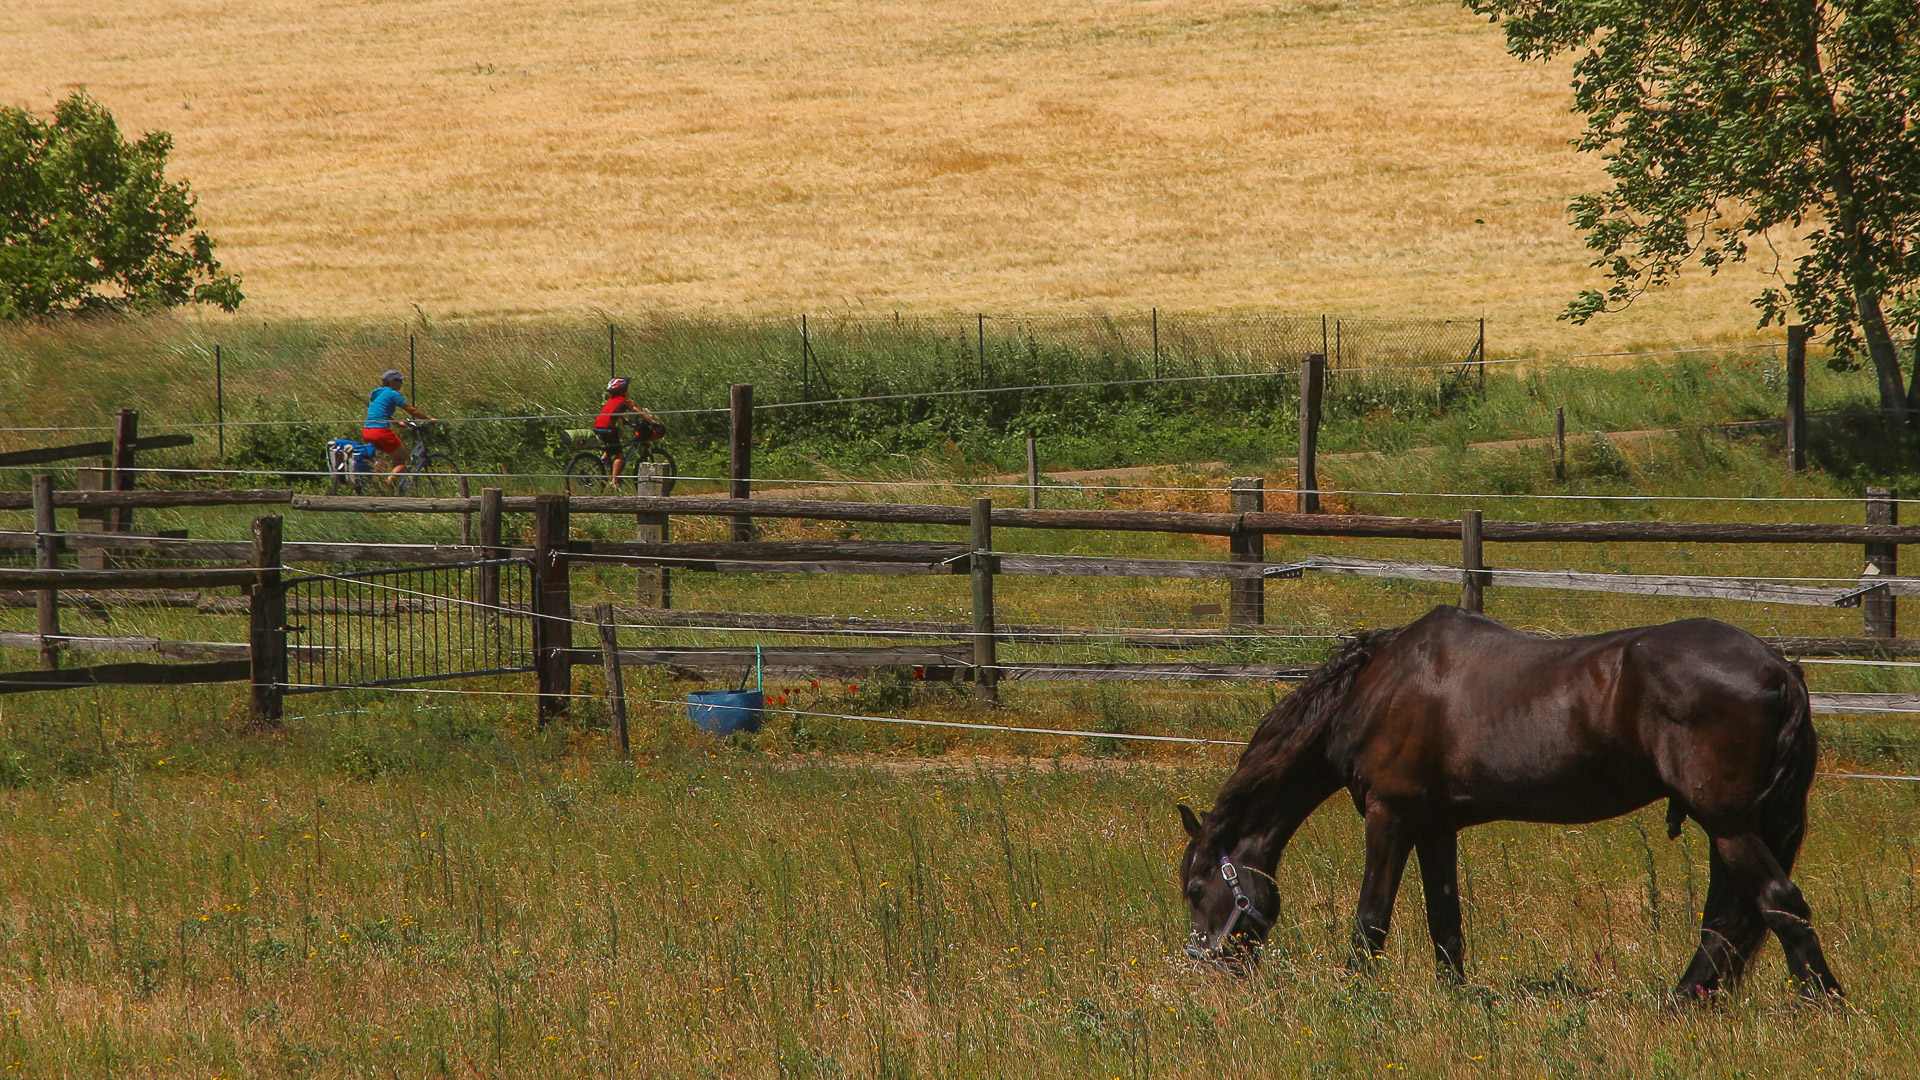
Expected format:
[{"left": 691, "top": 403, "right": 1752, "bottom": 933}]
[{"left": 755, "top": 645, "right": 763, "bottom": 693}]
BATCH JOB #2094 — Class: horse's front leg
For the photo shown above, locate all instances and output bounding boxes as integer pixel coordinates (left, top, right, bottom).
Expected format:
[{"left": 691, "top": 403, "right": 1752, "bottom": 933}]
[
  {"left": 1416, "top": 832, "right": 1465, "bottom": 982},
  {"left": 1351, "top": 804, "right": 1415, "bottom": 966}
]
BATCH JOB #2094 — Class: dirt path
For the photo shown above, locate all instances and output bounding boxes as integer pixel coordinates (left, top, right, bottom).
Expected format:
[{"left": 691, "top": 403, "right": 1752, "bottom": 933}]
[{"left": 752, "top": 420, "right": 1776, "bottom": 498}]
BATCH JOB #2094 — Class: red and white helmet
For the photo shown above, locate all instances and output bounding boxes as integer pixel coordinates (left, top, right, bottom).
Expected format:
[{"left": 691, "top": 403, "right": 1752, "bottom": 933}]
[{"left": 606, "top": 377, "right": 631, "bottom": 395}]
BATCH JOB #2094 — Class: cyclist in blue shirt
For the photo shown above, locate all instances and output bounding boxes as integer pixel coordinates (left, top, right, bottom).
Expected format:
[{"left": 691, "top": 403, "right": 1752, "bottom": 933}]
[{"left": 363, "top": 369, "right": 436, "bottom": 483}]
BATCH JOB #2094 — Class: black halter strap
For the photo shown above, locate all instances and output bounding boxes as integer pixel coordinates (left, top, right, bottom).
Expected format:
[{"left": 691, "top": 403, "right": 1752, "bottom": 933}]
[{"left": 1209, "top": 854, "right": 1273, "bottom": 950}]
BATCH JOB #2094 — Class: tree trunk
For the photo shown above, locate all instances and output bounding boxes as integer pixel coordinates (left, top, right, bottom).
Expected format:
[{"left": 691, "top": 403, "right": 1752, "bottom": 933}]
[
  {"left": 1793, "top": 24, "right": 1907, "bottom": 422},
  {"left": 1855, "top": 285, "right": 1907, "bottom": 422},
  {"left": 1905, "top": 333, "right": 1920, "bottom": 418}
]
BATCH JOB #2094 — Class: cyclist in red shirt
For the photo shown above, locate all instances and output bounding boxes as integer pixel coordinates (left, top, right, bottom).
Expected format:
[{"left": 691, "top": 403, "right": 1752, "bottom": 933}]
[{"left": 594, "top": 377, "right": 663, "bottom": 483}]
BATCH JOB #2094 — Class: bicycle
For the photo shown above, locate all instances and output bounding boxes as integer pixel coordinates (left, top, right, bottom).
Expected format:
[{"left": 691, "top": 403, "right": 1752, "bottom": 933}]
[
  {"left": 327, "top": 420, "right": 468, "bottom": 498},
  {"left": 562, "top": 427, "right": 677, "bottom": 496}
]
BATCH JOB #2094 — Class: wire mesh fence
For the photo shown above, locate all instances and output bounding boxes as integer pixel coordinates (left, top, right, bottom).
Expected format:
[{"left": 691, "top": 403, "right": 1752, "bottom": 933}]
[
  {"left": 790, "top": 311, "right": 1482, "bottom": 401},
  {"left": 283, "top": 559, "right": 536, "bottom": 692}
]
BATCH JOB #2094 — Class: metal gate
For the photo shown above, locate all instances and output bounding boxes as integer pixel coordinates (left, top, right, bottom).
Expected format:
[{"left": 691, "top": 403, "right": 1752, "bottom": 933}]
[{"left": 281, "top": 559, "right": 536, "bottom": 693}]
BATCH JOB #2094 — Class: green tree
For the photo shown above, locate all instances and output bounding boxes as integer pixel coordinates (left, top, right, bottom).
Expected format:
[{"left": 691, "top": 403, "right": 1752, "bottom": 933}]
[
  {"left": 1468, "top": 0, "right": 1920, "bottom": 415},
  {"left": 0, "top": 89, "right": 241, "bottom": 319}
]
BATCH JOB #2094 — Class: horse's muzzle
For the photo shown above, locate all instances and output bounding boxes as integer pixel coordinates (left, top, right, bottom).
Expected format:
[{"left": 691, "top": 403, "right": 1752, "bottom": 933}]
[{"left": 1185, "top": 934, "right": 1259, "bottom": 972}]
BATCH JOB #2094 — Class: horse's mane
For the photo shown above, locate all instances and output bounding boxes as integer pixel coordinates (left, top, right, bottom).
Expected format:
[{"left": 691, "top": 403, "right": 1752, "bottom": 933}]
[{"left": 1209, "top": 627, "right": 1401, "bottom": 826}]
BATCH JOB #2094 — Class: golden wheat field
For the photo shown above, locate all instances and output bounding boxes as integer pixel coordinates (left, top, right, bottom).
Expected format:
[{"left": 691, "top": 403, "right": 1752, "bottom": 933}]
[{"left": 0, "top": 0, "right": 1797, "bottom": 350}]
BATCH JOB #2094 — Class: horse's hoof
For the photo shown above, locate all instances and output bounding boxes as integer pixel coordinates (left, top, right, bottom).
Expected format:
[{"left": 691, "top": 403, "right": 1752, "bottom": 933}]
[
  {"left": 1669, "top": 982, "right": 1723, "bottom": 1009},
  {"left": 1789, "top": 977, "right": 1846, "bottom": 1004}
]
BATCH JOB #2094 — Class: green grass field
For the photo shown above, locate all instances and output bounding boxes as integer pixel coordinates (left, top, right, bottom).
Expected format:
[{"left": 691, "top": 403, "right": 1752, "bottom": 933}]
[
  {"left": 7, "top": 322, "right": 1920, "bottom": 1077},
  {"left": 2, "top": 691, "right": 1919, "bottom": 1079}
]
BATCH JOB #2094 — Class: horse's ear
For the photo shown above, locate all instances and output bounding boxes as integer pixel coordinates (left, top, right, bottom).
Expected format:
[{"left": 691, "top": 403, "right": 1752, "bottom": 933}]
[{"left": 1177, "top": 803, "right": 1204, "bottom": 839}]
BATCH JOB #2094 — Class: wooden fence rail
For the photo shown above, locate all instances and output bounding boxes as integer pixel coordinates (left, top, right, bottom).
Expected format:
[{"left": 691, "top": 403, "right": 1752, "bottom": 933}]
[
  {"left": 0, "top": 660, "right": 251, "bottom": 695},
  {"left": 0, "top": 488, "right": 292, "bottom": 510},
  {"left": 10, "top": 530, "right": 1920, "bottom": 601},
  {"left": 0, "top": 433, "right": 194, "bottom": 469},
  {"left": 3, "top": 485, "right": 1919, "bottom": 545},
  {"left": 0, "top": 566, "right": 260, "bottom": 589},
  {"left": 280, "top": 492, "right": 1920, "bottom": 546},
  {"left": 10, "top": 487, "right": 1920, "bottom": 717}
]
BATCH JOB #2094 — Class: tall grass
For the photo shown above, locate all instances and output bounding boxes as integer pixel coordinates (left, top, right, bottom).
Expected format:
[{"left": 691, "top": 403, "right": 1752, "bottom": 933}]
[
  {"left": 0, "top": 691, "right": 1917, "bottom": 1078},
  {"left": 0, "top": 316, "right": 1900, "bottom": 491},
  {"left": 5, "top": 327, "right": 1920, "bottom": 1075}
]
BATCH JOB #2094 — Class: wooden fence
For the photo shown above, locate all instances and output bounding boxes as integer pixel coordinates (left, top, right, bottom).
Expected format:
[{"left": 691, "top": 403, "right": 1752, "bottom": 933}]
[{"left": 5, "top": 476, "right": 1920, "bottom": 721}]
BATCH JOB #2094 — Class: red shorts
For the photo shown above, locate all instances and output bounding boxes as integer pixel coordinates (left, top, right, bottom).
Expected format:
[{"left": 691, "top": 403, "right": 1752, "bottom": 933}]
[{"left": 362, "top": 427, "right": 403, "bottom": 455}]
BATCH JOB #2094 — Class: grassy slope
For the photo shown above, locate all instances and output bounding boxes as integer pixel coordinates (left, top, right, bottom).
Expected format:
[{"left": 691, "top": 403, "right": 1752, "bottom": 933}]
[{"left": 0, "top": 0, "right": 1801, "bottom": 351}]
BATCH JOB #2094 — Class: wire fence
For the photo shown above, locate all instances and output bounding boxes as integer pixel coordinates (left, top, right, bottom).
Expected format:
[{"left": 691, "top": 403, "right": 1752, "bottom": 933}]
[{"left": 0, "top": 311, "right": 1485, "bottom": 442}]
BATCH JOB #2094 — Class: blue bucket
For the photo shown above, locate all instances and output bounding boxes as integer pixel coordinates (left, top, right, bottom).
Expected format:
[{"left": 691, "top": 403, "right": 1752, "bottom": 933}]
[{"left": 687, "top": 689, "right": 764, "bottom": 736}]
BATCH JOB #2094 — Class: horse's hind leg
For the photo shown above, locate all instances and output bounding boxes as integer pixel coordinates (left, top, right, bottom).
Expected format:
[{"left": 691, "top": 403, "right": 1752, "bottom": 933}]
[
  {"left": 1715, "top": 832, "right": 1843, "bottom": 998},
  {"left": 1674, "top": 842, "right": 1767, "bottom": 999},
  {"left": 1415, "top": 832, "right": 1465, "bottom": 983},
  {"left": 1350, "top": 805, "right": 1415, "bottom": 967}
]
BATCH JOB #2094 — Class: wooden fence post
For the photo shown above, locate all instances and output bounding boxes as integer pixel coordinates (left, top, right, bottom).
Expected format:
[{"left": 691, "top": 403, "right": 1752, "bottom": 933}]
[
  {"left": 532, "top": 493, "right": 573, "bottom": 721},
  {"left": 1229, "top": 477, "right": 1265, "bottom": 625},
  {"left": 1477, "top": 318, "right": 1487, "bottom": 396},
  {"left": 730, "top": 383, "right": 753, "bottom": 542},
  {"left": 1461, "top": 508, "right": 1485, "bottom": 613},
  {"left": 33, "top": 474, "right": 60, "bottom": 670},
  {"left": 1553, "top": 407, "right": 1567, "bottom": 482},
  {"left": 1786, "top": 325, "right": 1808, "bottom": 472},
  {"left": 1152, "top": 308, "right": 1160, "bottom": 379},
  {"left": 478, "top": 487, "right": 503, "bottom": 614},
  {"left": 971, "top": 497, "right": 997, "bottom": 705},
  {"left": 1026, "top": 437, "right": 1040, "bottom": 510},
  {"left": 595, "top": 601, "right": 630, "bottom": 759},
  {"left": 249, "top": 515, "right": 285, "bottom": 726},
  {"left": 111, "top": 408, "right": 139, "bottom": 534},
  {"left": 1298, "top": 354, "right": 1325, "bottom": 513},
  {"left": 1865, "top": 487, "right": 1896, "bottom": 638},
  {"left": 75, "top": 467, "right": 107, "bottom": 570},
  {"left": 635, "top": 462, "right": 671, "bottom": 608}
]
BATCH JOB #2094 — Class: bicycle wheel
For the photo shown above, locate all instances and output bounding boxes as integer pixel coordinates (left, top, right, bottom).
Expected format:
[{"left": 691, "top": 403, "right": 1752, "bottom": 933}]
[
  {"left": 404, "top": 454, "right": 465, "bottom": 498},
  {"left": 564, "top": 452, "right": 609, "bottom": 495}
]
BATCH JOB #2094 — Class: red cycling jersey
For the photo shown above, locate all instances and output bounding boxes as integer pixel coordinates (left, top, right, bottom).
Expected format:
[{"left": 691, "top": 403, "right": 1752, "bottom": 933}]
[{"left": 594, "top": 395, "right": 635, "bottom": 430}]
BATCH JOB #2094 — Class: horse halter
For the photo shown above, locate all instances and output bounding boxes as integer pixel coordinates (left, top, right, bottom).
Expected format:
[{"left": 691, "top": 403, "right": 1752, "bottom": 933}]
[{"left": 1193, "top": 854, "right": 1274, "bottom": 958}]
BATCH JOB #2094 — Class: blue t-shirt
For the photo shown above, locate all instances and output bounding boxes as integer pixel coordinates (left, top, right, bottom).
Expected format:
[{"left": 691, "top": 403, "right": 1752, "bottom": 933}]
[{"left": 365, "top": 386, "right": 406, "bottom": 429}]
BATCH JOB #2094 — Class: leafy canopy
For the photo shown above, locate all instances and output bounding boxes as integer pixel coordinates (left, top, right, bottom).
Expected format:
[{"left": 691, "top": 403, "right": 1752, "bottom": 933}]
[
  {"left": 0, "top": 90, "right": 242, "bottom": 319},
  {"left": 1468, "top": 0, "right": 1919, "bottom": 401}
]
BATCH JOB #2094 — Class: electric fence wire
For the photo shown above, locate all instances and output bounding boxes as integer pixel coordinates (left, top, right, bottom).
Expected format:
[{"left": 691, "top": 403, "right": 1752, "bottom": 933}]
[
  {"left": 273, "top": 565, "right": 1345, "bottom": 642},
  {"left": 0, "top": 460, "right": 1903, "bottom": 506},
  {"left": 267, "top": 565, "right": 1920, "bottom": 666},
  {"left": 245, "top": 681, "right": 1920, "bottom": 780}
]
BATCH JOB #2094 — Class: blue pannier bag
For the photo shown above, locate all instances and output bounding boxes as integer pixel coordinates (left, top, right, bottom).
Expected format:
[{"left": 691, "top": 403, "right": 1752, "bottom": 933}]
[{"left": 327, "top": 438, "right": 377, "bottom": 479}]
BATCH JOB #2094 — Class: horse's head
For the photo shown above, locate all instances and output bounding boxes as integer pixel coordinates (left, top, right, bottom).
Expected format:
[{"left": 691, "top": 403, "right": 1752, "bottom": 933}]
[{"left": 1177, "top": 803, "right": 1277, "bottom": 967}]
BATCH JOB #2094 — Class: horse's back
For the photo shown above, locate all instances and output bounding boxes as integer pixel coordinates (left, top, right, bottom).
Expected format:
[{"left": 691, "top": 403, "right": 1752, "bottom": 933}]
[{"left": 1341, "top": 607, "right": 1802, "bottom": 826}]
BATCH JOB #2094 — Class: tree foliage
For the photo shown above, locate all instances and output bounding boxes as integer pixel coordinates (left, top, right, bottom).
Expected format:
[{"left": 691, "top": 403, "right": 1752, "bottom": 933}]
[
  {"left": 0, "top": 90, "right": 242, "bottom": 320},
  {"left": 1468, "top": 0, "right": 1920, "bottom": 412}
]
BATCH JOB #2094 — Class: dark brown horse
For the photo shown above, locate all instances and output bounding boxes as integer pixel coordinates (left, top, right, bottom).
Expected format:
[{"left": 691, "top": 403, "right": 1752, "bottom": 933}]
[{"left": 1179, "top": 606, "right": 1842, "bottom": 999}]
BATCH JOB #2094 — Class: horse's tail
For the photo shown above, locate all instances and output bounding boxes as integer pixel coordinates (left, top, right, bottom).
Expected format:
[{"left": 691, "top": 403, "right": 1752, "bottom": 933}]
[{"left": 1756, "top": 660, "right": 1816, "bottom": 872}]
